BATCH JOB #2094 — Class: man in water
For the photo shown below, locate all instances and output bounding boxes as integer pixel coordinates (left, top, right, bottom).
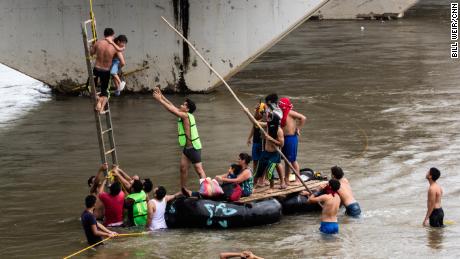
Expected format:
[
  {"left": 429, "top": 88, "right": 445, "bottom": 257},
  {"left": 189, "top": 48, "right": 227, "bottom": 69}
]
[
  {"left": 303, "top": 179, "right": 341, "bottom": 234},
  {"left": 90, "top": 28, "right": 119, "bottom": 113},
  {"left": 152, "top": 87, "right": 206, "bottom": 190},
  {"left": 81, "top": 195, "right": 117, "bottom": 245},
  {"left": 330, "top": 166, "right": 361, "bottom": 217},
  {"left": 125, "top": 179, "right": 148, "bottom": 227},
  {"left": 278, "top": 97, "right": 306, "bottom": 185},
  {"left": 423, "top": 167, "right": 444, "bottom": 227}
]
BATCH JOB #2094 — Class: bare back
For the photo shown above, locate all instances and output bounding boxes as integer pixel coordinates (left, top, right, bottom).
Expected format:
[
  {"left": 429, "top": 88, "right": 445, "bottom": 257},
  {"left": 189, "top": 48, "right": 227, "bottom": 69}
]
[
  {"left": 282, "top": 110, "right": 305, "bottom": 136},
  {"left": 320, "top": 194, "right": 341, "bottom": 222},
  {"left": 264, "top": 127, "right": 283, "bottom": 152},
  {"left": 93, "top": 39, "right": 117, "bottom": 70},
  {"left": 429, "top": 183, "right": 443, "bottom": 209},
  {"left": 338, "top": 178, "right": 356, "bottom": 206}
]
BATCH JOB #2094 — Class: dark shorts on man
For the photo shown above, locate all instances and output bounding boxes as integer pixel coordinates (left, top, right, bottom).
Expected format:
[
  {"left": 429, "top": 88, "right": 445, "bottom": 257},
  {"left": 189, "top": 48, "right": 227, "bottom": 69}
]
[
  {"left": 429, "top": 208, "right": 444, "bottom": 227},
  {"left": 345, "top": 202, "right": 361, "bottom": 217},
  {"left": 81, "top": 210, "right": 103, "bottom": 245},
  {"left": 93, "top": 67, "right": 111, "bottom": 97},
  {"left": 183, "top": 147, "right": 201, "bottom": 164},
  {"left": 252, "top": 142, "right": 263, "bottom": 161},
  {"left": 255, "top": 151, "right": 280, "bottom": 180}
]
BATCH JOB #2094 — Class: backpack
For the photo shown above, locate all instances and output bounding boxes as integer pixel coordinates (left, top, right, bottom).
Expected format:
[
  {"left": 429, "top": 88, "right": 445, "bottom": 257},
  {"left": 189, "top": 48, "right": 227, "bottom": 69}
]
[{"left": 199, "top": 178, "right": 224, "bottom": 198}]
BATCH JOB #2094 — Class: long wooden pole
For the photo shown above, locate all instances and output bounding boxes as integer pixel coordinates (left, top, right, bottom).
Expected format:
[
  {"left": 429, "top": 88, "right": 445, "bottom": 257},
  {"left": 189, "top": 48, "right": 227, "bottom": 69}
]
[{"left": 161, "top": 16, "right": 311, "bottom": 193}]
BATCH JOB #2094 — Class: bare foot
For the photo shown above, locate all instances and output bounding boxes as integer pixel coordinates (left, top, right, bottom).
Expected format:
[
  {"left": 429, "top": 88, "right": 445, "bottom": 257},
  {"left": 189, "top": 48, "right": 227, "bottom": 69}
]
[
  {"left": 279, "top": 184, "right": 287, "bottom": 190},
  {"left": 181, "top": 187, "right": 191, "bottom": 197}
]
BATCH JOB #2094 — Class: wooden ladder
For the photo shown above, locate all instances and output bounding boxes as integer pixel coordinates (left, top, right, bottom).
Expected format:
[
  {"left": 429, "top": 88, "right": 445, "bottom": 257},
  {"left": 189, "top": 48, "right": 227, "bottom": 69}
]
[{"left": 81, "top": 19, "right": 119, "bottom": 177}]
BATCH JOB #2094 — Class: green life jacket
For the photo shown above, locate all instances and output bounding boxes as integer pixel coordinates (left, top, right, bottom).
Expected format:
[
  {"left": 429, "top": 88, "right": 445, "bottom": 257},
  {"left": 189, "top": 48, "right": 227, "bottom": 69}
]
[
  {"left": 177, "top": 113, "right": 202, "bottom": 150},
  {"left": 127, "top": 190, "right": 147, "bottom": 226}
]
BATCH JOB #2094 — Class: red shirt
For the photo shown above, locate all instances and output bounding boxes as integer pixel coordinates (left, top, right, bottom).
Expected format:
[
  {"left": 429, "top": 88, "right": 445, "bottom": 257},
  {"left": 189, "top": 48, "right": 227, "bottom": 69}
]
[{"left": 99, "top": 191, "right": 125, "bottom": 226}]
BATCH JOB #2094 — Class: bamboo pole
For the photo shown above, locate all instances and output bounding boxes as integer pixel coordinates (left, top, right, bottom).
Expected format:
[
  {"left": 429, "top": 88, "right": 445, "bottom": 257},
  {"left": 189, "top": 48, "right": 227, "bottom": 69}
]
[{"left": 161, "top": 16, "right": 311, "bottom": 193}]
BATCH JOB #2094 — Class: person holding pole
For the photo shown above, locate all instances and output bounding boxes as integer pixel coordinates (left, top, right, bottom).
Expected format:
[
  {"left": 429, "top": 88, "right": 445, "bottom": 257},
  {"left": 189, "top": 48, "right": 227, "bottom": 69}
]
[{"left": 152, "top": 87, "right": 206, "bottom": 191}]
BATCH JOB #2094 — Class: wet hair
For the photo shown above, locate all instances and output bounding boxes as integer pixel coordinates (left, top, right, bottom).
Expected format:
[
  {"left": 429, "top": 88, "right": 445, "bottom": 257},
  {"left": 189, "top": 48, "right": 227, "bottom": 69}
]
[
  {"left": 184, "top": 98, "right": 196, "bottom": 113},
  {"left": 331, "top": 166, "right": 344, "bottom": 180},
  {"left": 104, "top": 28, "right": 115, "bottom": 37},
  {"left": 143, "top": 178, "right": 153, "bottom": 193},
  {"left": 87, "top": 176, "right": 96, "bottom": 187},
  {"left": 132, "top": 179, "right": 143, "bottom": 193},
  {"left": 114, "top": 34, "right": 128, "bottom": 44},
  {"left": 85, "top": 195, "right": 97, "bottom": 208},
  {"left": 239, "top": 152, "right": 252, "bottom": 165},
  {"left": 265, "top": 93, "right": 278, "bottom": 104},
  {"left": 429, "top": 167, "right": 441, "bottom": 181},
  {"left": 155, "top": 186, "right": 167, "bottom": 200},
  {"left": 329, "top": 179, "right": 341, "bottom": 192},
  {"left": 109, "top": 182, "right": 121, "bottom": 196},
  {"left": 230, "top": 164, "right": 242, "bottom": 175}
]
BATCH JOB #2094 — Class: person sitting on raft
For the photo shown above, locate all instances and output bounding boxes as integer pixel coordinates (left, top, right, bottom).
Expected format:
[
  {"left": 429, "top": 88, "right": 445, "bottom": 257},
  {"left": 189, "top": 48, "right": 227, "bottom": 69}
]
[
  {"left": 215, "top": 153, "right": 254, "bottom": 197},
  {"left": 81, "top": 195, "right": 117, "bottom": 246},
  {"left": 124, "top": 179, "right": 148, "bottom": 227},
  {"left": 302, "top": 179, "right": 341, "bottom": 234},
  {"left": 147, "top": 186, "right": 180, "bottom": 231}
]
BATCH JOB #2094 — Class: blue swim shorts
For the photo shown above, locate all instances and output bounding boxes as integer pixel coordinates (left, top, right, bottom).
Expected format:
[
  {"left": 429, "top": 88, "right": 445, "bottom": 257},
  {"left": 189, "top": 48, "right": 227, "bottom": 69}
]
[
  {"left": 320, "top": 221, "right": 339, "bottom": 234},
  {"left": 282, "top": 134, "right": 298, "bottom": 162},
  {"left": 345, "top": 202, "right": 361, "bottom": 217},
  {"left": 110, "top": 58, "right": 120, "bottom": 75}
]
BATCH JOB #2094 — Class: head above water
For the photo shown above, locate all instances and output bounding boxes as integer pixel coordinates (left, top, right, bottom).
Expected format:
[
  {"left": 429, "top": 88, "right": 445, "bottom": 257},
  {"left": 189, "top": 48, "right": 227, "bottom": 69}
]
[
  {"left": 238, "top": 152, "right": 252, "bottom": 165},
  {"left": 109, "top": 182, "right": 121, "bottom": 196},
  {"left": 132, "top": 179, "right": 143, "bottom": 193},
  {"left": 85, "top": 195, "right": 97, "bottom": 209},
  {"left": 103, "top": 28, "right": 115, "bottom": 37},
  {"left": 329, "top": 179, "right": 341, "bottom": 192},
  {"left": 331, "top": 166, "right": 344, "bottom": 180},
  {"left": 180, "top": 98, "right": 196, "bottom": 113},
  {"left": 143, "top": 178, "right": 153, "bottom": 193},
  {"left": 427, "top": 167, "right": 441, "bottom": 181},
  {"left": 154, "top": 186, "right": 167, "bottom": 200}
]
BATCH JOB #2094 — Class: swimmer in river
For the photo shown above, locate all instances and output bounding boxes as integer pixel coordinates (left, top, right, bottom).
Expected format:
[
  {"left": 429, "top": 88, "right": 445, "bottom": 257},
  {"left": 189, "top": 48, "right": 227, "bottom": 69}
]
[
  {"left": 331, "top": 166, "right": 361, "bottom": 217},
  {"left": 219, "top": 250, "right": 264, "bottom": 259},
  {"left": 423, "top": 167, "right": 444, "bottom": 227}
]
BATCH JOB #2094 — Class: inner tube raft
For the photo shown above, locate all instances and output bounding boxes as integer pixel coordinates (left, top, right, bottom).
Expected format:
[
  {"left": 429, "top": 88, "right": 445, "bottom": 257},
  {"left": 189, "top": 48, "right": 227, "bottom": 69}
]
[
  {"left": 166, "top": 197, "right": 282, "bottom": 229},
  {"left": 280, "top": 194, "right": 322, "bottom": 215}
]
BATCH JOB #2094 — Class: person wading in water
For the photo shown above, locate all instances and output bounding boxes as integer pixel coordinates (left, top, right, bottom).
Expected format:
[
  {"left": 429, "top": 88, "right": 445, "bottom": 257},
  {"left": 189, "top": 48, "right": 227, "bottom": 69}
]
[
  {"left": 423, "top": 167, "right": 444, "bottom": 227},
  {"left": 152, "top": 87, "right": 206, "bottom": 192}
]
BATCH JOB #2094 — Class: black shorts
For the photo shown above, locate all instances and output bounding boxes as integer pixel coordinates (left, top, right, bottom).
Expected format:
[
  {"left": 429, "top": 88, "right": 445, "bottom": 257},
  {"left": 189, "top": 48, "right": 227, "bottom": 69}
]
[
  {"left": 183, "top": 147, "right": 201, "bottom": 164},
  {"left": 429, "top": 208, "right": 444, "bottom": 227},
  {"left": 93, "top": 67, "right": 111, "bottom": 97}
]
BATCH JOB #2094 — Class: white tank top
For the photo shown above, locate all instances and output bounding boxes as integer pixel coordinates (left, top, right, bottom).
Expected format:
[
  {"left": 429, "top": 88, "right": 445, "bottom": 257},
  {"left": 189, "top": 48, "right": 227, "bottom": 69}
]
[{"left": 149, "top": 198, "right": 167, "bottom": 231}]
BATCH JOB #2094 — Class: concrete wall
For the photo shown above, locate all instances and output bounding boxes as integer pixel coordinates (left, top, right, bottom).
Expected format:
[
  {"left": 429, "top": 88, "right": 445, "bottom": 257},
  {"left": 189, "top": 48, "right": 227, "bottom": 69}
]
[
  {"left": 314, "top": 0, "right": 419, "bottom": 19},
  {"left": 0, "top": 0, "right": 328, "bottom": 92}
]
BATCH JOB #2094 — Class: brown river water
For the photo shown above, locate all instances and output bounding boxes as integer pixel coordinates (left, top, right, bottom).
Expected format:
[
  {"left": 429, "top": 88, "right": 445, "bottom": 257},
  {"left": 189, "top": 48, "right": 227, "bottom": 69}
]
[{"left": 1, "top": 1, "right": 459, "bottom": 258}]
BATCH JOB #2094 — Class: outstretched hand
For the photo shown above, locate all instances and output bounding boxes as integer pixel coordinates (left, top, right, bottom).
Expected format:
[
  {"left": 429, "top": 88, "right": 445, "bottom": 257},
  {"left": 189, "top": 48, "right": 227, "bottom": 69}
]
[{"left": 152, "top": 88, "right": 162, "bottom": 101}]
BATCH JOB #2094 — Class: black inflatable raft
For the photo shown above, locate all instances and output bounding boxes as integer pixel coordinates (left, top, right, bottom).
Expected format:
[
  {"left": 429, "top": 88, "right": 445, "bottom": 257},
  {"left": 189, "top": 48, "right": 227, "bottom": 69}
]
[{"left": 166, "top": 197, "right": 282, "bottom": 229}]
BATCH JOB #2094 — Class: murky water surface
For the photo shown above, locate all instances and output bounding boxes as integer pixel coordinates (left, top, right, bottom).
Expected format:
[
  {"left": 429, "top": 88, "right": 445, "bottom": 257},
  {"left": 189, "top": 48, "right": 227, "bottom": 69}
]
[{"left": 1, "top": 1, "right": 460, "bottom": 258}]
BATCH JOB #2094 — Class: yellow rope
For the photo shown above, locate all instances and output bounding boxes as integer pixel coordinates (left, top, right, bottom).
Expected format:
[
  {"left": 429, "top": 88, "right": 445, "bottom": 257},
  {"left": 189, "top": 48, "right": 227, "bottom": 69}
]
[{"left": 63, "top": 232, "right": 149, "bottom": 259}]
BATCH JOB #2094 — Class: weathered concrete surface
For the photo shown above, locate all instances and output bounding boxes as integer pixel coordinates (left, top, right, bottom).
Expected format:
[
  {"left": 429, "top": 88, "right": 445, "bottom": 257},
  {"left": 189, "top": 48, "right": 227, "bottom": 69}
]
[
  {"left": 313, "top": 0, "right": 419, "bottom": 19},
  {"left": 0, "top": 0, "right": 328, "bottom": 93}
]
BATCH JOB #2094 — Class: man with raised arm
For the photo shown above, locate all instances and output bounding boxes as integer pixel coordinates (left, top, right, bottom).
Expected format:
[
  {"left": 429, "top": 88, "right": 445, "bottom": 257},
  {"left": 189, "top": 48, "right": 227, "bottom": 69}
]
[
  {"left": 303, "top": 179, "right": 341, "bottom": 234},
  {"left": 152, "top": 87, "right": 206, "bottom": 191},
  {"left": 423, "top": 167, "right": 444, "bottom": 227},
  {"left": 278, "top": 97, "right": 307, "bottom": 185}
]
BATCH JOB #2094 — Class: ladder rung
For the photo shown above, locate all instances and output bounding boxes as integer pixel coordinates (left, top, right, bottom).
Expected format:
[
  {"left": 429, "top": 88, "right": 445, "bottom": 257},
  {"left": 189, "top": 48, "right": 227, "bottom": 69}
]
[
  {"left": 84, "top": 19, "right": 93, "bottom": 25},
  {"left": 105, "top": 148, "right": 115, "bottom": 155},
  {"left": 102, "top": 128, "right": 112, "bottom": 134},
  {"left": 88, "top": 38, "right": 96, "bottom": 43}
]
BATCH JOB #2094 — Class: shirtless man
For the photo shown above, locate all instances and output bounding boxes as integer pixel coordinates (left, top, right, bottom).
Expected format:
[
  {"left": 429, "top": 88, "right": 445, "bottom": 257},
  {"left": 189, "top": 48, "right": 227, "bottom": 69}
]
[
  {"left": 278, "top": 97, "right": 306, "bottom": 185},
  {"left": 90, "top": 28, "right": 118, "bottom": 113},
  {"left": 152, "top": 87, "right": 206, "bottom": 190},
  {"left": 254, "top": 112, "right": 285, "bottom": 189},
  {"left": 304, "top": 179, "right": 341, "bottom": 234},
  {"left": 423, "top": 167, "right": 444, "bottom": 227},
  {"left": 330, "top": 166, "right": 361, "bottom": 217}
]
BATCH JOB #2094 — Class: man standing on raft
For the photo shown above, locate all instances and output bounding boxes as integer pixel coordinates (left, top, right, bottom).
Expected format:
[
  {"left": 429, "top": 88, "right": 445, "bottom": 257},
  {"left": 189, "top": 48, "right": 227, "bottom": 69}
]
[
  {"left": 278, "top": 97, "right": 306, "bottom": 185},
  {"left": 152, "top": 87, "right": 206, "bottom": 191}
]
